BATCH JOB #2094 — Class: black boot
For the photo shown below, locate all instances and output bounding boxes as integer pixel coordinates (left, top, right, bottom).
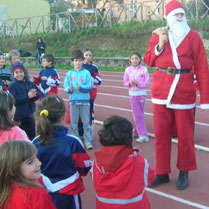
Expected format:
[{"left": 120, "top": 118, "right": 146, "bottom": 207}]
[
  {"left": 176, "top": 171, "right": 189, "bottom": 190},
  {"left": 150, "top": 174, "right": 170, "bottom": 188}
]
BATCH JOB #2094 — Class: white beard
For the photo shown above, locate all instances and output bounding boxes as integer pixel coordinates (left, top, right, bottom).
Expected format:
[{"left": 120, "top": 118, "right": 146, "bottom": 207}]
[{"left": 167, "top": 15, "right": 190, "bottom": 46}]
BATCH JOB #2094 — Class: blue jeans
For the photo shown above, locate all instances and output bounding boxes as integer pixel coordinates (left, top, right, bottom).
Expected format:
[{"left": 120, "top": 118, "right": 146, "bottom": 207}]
[{"left": 70, "top": 103, "right": 92, "bottom": 144}]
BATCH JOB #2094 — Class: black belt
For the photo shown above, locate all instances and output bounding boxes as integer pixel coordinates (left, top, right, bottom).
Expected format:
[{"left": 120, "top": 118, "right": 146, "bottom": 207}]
[{"left": 158, "top": 67, "right": 192, "bottom": 75}]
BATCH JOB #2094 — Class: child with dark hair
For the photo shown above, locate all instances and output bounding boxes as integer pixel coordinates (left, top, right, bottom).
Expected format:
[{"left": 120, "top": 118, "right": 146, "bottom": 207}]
[
  {"left": 0, "top": 91, "right": 29, "bottom": 144},
  {"left": 123, "top": 51, "right": 150, "bottom": 143},
  {"left": 0, "top": 51, "right": 13, "bottom": 91},
  {"left": 64, "top": 49, "right": 93, "bottom": 149},
  {"left": 8, "top": 49, "right": 30, "bottom": 80},
  {"left": 8, "top": 62, "right": 41, "bottom": 140},
  {"left": 33, "top": 95, "right": 91, "bottom": 209},
  {"left": 0, "top": 140, "right": 56, "bottom": 209},
  {"left": 33, "top": 54, "right": 60, "bottom": 98},
  {"left": 77, "top": 48, "right": 102, "bottom": 139},
  {"left": 92, "top": 115, "right": 155, "bottom": 209},
  {"left": 36, "top": 37, "right": 46, "bottom": 66}
]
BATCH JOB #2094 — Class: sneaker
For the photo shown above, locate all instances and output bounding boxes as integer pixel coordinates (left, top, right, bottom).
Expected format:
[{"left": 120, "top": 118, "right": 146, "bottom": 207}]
[
  {"left": 136, "top": 136, "right": 149, "bottom": 143},
  {"left": 85, "top": 142, "right": 93, "bottom": 150}
]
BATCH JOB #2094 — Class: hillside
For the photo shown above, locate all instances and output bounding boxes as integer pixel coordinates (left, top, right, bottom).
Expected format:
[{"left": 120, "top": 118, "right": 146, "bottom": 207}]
[{"left": 1, "top": 19, "right": 209, "bottom": 57}]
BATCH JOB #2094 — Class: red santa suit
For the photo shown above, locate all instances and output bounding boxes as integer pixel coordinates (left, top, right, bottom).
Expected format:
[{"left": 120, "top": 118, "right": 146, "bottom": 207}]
[
  {"left": 144, "top": 1, "right": 209, "bottom": 174},
  {"left": 92, "top": 145, "right": 155, "bottom": 209}
]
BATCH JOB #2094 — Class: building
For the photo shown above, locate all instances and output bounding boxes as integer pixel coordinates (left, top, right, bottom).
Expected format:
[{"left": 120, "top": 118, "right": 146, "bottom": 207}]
[{"left": 0, "top": 0, "right": 50, "bottom": 35}]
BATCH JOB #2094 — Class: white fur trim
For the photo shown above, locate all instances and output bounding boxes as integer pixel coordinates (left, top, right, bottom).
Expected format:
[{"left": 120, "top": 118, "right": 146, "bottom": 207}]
[
  {"left": 152, "top": 98, "right": 166, "bottom": 105},
  {"left": 155, "top": 44, "right": 164, "bottom": 56},
  {"left": 166, "top": 8, "right": 185, "bottom": 19},
  {"left": 152, "top": 98, "right": 196, "bottom": 109},
  {"left": 163, "top": 30, "right": 181, "bottom": 107},
  {"left": 200, "top": 104, "right": 209, "bottom": 109}
]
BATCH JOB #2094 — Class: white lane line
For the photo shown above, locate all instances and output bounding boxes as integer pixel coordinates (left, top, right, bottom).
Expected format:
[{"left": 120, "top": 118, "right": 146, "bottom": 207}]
[
  {"left": 97, "top": 92, "right": 203, "bottom": 108},
  {"left": 95, "top": 118, "right": 209, "bottom": 154},
  {"left": 145, "top": 188, "right": 209, "bottom": 209},
  {"left": 30, "top": 73, "right": 200, "bottom": 97},
  {"left": 94, "top": 103, "right": 209, "bottom": 127}
]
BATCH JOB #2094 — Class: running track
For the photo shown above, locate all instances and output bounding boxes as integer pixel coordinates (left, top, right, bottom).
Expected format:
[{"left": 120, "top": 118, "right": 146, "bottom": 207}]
[{"left": 30, "top": 69, "right": 209, "bottom": 209}]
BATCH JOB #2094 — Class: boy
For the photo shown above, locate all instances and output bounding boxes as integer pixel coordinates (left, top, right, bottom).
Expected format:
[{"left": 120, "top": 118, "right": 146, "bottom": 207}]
[
  {"left": 8, "top": 49, "right": 29, "bottom": 80},
  {"left": 33, "top": 54, "right": 60, "bottom": 98},
  {"left": 64, "top": 49, "right": 93, "bottom": 149},
  {"left": 78, "top": 48, "right": 102, "bottom": 139},
  {"left": 92, "top": 115, "right": 155, "bottom": 209},
  {"left": 0, "top": 51, "right": 12, "bottom": 91},
  {"left": 8, "top": 62, "right": 41, "bottom": 140}
]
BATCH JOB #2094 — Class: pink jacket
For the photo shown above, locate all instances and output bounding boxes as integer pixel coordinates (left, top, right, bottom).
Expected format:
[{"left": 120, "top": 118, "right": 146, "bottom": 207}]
[
  {"left": 123, "top": 64, "right": 150, "bottom": 96},
  {"left": 0, "top": 126, "right": 29, "bottom": 145}
]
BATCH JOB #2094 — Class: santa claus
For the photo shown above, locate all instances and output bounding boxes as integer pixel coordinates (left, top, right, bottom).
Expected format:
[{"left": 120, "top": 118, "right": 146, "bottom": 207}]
[{"left": 144, "top": 0, "right": 209, "bottom": 190}]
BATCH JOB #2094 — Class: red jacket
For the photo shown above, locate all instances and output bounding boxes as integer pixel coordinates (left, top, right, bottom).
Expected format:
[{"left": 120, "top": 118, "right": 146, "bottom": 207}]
[
  {"left": 92, "top": 145, "right": 155, "bottom": 209},
  {"left": 144, "top": 29, "right": 209, "bottom": 109},
  {"left": 3, "top": 183, "right": 56, "bottom": 209}
]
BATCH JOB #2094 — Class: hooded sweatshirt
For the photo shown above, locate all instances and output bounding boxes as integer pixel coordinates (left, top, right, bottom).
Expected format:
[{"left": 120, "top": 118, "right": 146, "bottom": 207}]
[{"left": 92, "top": 145, "right": 155, "bottom": 209}]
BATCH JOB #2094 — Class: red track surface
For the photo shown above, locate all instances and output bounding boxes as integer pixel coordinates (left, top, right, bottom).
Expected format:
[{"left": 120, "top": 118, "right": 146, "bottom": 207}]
[{"left": 30, "top": 69, "right": 209, "bottom": 209}]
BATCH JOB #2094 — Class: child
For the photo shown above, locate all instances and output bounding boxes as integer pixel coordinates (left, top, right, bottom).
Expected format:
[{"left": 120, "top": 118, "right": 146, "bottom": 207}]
[
  {"left": 64, "top": 49, "right": 93, "bottom": 149},
  {"left": 0, "top": 91, "right": 29, "bottom": 144},
  {"left": 92, "top": 115, "right": 155, "bottom": 209},
  {"left": 0, "top": 140, "right": 56, "bottom": 209},
  {"left": 8, "top": 49, "right": 30, "bottom": 80},
  {"left": 0, "top": 51, "right": 13, "bottom": 90},
  {"left": 8, "top": 62, "right": 41, "bottom": 140},
  {"left": 33, "top": 95, "right": 91, "bottom": 209},
  {"left": 123, "top": 51, "right": 150, "bottom": 143},
  {"left": 36, "top": 37, "right": 46, "bottom": 66},
  {"left": 78, "top": 48, "right": 102, "bottom": 139},
  {"left": 33, "top": 54, "right": 60, "bottom": 98}
]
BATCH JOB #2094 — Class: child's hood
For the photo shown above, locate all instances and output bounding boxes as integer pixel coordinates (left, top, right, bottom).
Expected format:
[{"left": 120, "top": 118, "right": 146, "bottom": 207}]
[{"left": 94, "top": 145, "right": 133, "bottom": 172}]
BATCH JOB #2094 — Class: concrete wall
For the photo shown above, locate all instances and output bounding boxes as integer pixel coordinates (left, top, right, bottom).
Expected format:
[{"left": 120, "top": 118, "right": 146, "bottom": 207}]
[
  {"left": 20, "top": 56, "right": 130, "bottom": 69},
  {"left": 10, "top": 56, "right": 209, "bottom": 69}
]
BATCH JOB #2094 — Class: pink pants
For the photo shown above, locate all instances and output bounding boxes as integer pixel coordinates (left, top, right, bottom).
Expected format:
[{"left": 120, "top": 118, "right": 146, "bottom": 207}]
[
  {"left": 153, "top": 104, "right": 197, "bottom": 174},
  {"left": 130, "top": 95, "right": 148, "bottom": 137}
]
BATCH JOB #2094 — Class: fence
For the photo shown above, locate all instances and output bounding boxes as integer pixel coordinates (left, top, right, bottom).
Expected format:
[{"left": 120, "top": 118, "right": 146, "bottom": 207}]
[{"left": 0, "top": 0, "right": 208, "bottom": 37}]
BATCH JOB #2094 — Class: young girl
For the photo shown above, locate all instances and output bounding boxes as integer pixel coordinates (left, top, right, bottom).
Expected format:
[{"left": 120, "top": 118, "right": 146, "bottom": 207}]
[
  {"left": 92, "top": 115, "right": 155, "bottom": 209},
  {"left": 0, "top": 91, "right": 29, "bottom": 144},
  {"left": 0, "top": 140, "right": 56, "bottom": 209},
  {"left": 123, "top": 51, "right": 150, "bottom": 143},
  {"left": 33, "top": 95, "right": 91, "bottom": 209},
  {"left": 8, "top": 62, "right": 41, "bottom": 140}
]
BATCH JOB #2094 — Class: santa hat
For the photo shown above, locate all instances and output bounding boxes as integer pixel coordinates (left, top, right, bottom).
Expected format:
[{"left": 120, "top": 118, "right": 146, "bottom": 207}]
[
  {"left": 12, "top": 62, "right": 26, "bottom": 75},
  {"left": 165, "top": 0, "right": 185, "bottom": 18}
]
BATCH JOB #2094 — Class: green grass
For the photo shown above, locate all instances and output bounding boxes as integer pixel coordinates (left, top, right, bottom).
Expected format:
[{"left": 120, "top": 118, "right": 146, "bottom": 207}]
[
  {"left": 27, "top": 65, "right": 154, "bottom": 73},
  {"left": 1, "top": 18, "right": 208, "bottom": 58}
]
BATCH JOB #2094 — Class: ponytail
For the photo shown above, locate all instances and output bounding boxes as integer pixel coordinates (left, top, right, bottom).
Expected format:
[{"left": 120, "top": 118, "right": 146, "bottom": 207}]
[{"left": 35, "top": 95, "right": 66, "bottom": 145}]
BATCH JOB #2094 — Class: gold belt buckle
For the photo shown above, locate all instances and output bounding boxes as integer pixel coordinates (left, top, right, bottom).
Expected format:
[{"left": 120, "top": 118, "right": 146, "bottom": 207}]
[{"left": 167, "top": 67, "right": 175, "bottom": 75}]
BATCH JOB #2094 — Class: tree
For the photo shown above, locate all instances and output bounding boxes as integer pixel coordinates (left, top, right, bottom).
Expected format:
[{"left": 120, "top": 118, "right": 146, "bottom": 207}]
[{"left": 86, "top": 0, "right": 124, "bottom": 9}]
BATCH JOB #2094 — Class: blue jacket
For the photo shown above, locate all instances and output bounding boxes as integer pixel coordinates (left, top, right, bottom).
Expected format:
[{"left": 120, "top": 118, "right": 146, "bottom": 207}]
[
  {"left": 8, "top": 78, "right": 41, "bottom": 119},
  {"left": 33, "top": 66, "right": 60, "bottom": 97},
  {"left": 64, "top": 68, "right": 92, "bottom": 104},
  {"left": 33, "top": 126, "right": 91, "bottom": 195}
]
